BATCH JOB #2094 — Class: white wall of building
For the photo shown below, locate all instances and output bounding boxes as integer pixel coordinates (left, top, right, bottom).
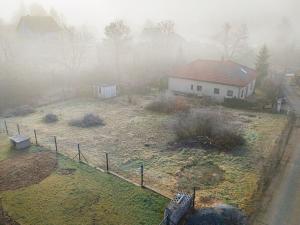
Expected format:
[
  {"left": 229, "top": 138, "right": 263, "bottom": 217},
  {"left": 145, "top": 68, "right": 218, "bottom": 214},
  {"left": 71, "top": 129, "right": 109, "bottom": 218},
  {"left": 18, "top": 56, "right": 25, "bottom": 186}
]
[{"left": 168, "top": 77, "right": 256, "bottom": 101}]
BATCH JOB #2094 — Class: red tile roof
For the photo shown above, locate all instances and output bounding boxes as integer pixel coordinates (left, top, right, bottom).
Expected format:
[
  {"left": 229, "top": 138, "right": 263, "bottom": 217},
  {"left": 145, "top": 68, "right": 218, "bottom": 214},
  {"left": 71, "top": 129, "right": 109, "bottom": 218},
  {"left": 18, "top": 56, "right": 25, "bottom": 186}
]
[{"left": 171, "top": 59, "right": 257, "bottom": 87}]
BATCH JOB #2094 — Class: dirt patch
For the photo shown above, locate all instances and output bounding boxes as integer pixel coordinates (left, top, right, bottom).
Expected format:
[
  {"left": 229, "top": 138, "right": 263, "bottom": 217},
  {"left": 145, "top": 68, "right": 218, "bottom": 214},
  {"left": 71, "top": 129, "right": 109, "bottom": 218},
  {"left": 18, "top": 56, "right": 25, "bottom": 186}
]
[
  {"left": 57, "top": 168, "right": 76, "bottom": 175},
  {"left": 177, "top": 161, "right": 225, "bottom": 190},
  {"left": 168, "top": 136, "right": 216, "bottom": 150},
  {"left": 0, "top": 151, "right": 57, "bottom": 191}
]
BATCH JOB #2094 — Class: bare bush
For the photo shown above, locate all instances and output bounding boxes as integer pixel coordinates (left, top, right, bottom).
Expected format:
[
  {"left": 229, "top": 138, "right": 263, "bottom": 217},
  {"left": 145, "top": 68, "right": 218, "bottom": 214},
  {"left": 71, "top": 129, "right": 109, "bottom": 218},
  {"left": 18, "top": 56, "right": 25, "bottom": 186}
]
[
  {"left": 43, "top": 113, "right": 58, "bottom": 123},
  {"left": 69, "top": 113, "right": 104, "bottom": 128},
  {"left": 145, "top": 94, "right": 190, "bottom": 113},
  {"left": 171, "top": 110, "right": 244, "bottom": 151}
]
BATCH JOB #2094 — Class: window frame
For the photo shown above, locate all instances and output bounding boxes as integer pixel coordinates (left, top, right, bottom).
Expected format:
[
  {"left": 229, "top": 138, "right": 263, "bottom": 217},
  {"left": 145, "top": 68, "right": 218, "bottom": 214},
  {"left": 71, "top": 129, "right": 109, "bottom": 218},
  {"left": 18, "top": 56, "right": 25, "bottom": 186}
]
[
  {"left": 197, "top": 85, "right": 202, "bottom": 92},
  {"left": 227, "top": 90, "right": 234, "bottom": 97},
  {"left": 214, "top": 88, "right": 220, "bottom": 95}
]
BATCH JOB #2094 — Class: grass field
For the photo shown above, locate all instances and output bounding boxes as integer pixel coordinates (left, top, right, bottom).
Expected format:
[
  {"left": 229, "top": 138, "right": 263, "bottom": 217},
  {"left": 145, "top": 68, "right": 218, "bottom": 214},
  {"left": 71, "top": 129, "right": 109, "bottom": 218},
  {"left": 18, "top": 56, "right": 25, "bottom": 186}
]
[
  {"left": 0, "top": 135, "right": 168, "bottom": 225},
  {"left": 1, "top": 95, "right": 288, "bottom": 214}
]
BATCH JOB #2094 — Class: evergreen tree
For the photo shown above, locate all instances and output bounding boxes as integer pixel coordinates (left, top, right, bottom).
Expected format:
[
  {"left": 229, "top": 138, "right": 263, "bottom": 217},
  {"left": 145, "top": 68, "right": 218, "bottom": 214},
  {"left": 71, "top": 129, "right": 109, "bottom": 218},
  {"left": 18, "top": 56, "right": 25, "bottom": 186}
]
[{"left": 256, "top": 45, "right": 270, "bottom": 86}]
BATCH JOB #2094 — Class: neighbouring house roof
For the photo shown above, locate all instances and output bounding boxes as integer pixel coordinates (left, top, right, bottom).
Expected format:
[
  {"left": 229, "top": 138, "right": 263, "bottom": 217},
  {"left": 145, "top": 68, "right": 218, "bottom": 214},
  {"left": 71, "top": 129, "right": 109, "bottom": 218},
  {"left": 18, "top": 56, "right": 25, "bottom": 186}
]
[
  {"left": 17, "top": 15, "right": 61, "bottom": 34},
  {"left": 171, "top": 59, "right": 257, "bottom": 87}
]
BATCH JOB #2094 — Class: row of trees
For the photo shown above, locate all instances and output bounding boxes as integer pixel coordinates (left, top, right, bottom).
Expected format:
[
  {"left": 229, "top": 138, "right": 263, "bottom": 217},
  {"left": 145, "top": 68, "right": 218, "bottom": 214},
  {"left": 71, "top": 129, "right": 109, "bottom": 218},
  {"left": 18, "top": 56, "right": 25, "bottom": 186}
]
[{"left": 0, "top": 2, "right": 297, "bottom": 112}]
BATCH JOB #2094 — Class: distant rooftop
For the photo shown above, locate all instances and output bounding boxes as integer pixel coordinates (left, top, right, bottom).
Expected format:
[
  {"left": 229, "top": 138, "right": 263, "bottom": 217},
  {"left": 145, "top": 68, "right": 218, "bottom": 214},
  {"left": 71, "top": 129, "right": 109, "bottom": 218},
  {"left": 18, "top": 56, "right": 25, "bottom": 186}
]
[{"left": 17, "top": 15, "right": 61, "bottom": 34}]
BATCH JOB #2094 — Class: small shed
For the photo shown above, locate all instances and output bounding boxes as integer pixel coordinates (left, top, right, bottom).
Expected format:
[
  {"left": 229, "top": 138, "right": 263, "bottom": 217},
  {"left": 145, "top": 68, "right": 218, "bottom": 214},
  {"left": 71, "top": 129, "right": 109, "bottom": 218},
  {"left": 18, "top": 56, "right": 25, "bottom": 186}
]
[
  {"left": 9, "top": 135, "right": 31, "bottom": 150},
  {"left": 93, "top": 84, "right": 117, "bottom": 99}
]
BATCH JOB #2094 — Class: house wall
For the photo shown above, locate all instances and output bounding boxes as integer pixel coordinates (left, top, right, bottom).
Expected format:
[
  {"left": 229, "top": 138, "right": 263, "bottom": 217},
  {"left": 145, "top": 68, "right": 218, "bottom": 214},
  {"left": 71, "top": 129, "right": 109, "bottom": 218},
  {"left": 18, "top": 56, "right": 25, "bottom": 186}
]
[
  {"left": 18, "top": 22, "right": 61, "bottom": 41},
  {"left": 168, "top": 77, "right": 256, "bottom": 101},
  {"left": 238, "top": 79, "right": 256, "bottom": 99}
]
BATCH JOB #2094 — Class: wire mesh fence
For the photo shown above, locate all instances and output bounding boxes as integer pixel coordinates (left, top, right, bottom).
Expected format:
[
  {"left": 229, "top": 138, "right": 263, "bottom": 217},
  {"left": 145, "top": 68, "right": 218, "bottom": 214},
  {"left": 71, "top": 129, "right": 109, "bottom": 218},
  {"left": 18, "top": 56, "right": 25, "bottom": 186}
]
[{"left": 0, "top": 119, "right": 182, "bottom": 199}]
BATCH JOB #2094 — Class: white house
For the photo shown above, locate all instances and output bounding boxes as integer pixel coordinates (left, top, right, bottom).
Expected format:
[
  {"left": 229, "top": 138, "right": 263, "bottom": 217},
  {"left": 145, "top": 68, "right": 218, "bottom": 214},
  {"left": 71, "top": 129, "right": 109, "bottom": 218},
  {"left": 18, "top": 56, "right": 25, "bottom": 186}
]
[{"left": 168, "top": 59, "right": 257, "bottom": 101}]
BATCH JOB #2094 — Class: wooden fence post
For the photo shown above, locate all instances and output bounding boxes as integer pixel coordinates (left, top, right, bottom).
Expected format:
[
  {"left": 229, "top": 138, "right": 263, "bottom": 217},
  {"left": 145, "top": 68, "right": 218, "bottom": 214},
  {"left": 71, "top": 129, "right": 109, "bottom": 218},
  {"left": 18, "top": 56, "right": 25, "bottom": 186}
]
[
  {"left": 54, "top": 136, "right": 58, "bottom": 153},
  {"left": 34, "top": 129, "right": 38, "bottom": 145},
  {"left": 17, "top": 124, "right": 20, "bottom": 135},
  {"left": 192, "top": 187, "right": 196, "bottom": 209},
  {"left": 4, "top": 120, "right": 8, "bottom": 135},
  {"left": 77, "top": 144, "right": 81, "bottom": 162},
  {"left": 140, "top": 163, "right": 144, "bottom": 187},
  {"left": 105, "top": 152, "right": 109, "bottom": 172}
]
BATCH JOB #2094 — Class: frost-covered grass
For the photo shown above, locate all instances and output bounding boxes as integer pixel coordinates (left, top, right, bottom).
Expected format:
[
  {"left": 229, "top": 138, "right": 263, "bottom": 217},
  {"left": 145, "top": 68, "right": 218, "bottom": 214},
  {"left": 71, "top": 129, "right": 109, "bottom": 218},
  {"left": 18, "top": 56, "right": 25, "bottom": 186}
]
[{"left": 3, "top": 96, "right": 288, "bottom": 214}]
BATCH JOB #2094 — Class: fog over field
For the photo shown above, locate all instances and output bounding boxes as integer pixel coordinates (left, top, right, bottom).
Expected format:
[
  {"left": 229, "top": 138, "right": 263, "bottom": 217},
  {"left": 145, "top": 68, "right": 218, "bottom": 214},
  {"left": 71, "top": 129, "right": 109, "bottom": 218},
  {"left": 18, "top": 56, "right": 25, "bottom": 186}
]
[
  {"left": 1, "top": 0, "right": 300, "bottom": 42},
  {"left": 0, "top": 0, "right": 299, "bottom": 111},
  {"left": 0, "top": 2, "right": 299, "bottom": 224}
]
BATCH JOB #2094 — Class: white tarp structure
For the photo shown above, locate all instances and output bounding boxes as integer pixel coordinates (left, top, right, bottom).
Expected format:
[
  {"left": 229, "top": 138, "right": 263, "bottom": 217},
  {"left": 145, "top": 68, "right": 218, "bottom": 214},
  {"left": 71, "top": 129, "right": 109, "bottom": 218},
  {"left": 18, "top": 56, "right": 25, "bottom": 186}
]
[{"left": 93, "top": 84, "right": 117, "bottom": 99}]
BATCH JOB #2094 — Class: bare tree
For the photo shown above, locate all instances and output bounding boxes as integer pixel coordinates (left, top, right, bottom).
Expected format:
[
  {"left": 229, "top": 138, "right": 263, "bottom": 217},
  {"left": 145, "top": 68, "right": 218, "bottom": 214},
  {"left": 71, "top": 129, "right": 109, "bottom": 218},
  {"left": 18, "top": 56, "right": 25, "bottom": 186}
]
[
  {"left": 216, "top": 23, "right": 249, "bottom": 60},
  {"left": 157, "top": 20, "right": 175, "bottom": 35},
  {"left": 11, "top": 1, "right": 27, "bottom": 25},
  {"left": 29, "top": 3, "right": 48, "bottom": 16},
  {"left": 60, "top": 27, "right": 88, "bottom": 73},
  {"left": 0, "top": 20, "right": 14, "bottom": 63},
  {"left": 104, "top": 20, "right": 130, "bottom": 81}
]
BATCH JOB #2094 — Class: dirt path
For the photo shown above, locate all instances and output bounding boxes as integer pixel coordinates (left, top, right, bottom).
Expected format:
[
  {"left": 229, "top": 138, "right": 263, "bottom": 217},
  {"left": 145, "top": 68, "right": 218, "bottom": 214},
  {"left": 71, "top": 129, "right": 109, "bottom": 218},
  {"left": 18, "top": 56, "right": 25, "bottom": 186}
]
[
  {"left": 254, "top": 123, "right": 300, "bottom": 225},
  {"left": 253, "top": 82, "right": 300, "bottom": 225}
]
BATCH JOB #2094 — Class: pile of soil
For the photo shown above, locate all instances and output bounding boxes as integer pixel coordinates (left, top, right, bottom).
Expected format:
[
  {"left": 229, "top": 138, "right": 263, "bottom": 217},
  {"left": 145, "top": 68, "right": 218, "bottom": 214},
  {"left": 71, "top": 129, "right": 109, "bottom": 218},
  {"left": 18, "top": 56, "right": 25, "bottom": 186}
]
[{"left": 0, "top": 151, "right": 57, "bottom": 191}]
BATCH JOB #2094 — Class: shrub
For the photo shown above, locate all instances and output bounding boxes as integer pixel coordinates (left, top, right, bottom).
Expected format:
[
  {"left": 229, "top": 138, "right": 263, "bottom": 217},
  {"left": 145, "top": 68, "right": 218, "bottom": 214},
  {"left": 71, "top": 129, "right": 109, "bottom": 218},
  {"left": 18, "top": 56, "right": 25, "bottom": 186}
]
[
  {"left": 223, "top": 98, "right": 256, "bottom": 110},
  {"left": 171, "top": 110, "right": 244, "bottom": 151},
  {"left": 69, "top": 113, "right": 104, "bottom": 128},
  {"left": 4, "top": 105, "right": 35, "bottom": 117},
  {"left": 43, "top": 113, "right": 58, "bottom": 123},
  {"left": 145, "top": 95, "right": 190, "bottom": 113}
]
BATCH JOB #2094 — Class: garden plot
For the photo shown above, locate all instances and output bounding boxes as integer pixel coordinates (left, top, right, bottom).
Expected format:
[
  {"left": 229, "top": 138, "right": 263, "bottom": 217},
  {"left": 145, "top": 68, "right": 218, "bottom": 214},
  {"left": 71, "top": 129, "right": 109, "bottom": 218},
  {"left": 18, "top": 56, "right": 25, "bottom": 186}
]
[
  {"left": 3, "top": 95, "right": 288, "bottom": 213},
  {"left": 0, "top": 136, "right": 168, "bottom": 225}
]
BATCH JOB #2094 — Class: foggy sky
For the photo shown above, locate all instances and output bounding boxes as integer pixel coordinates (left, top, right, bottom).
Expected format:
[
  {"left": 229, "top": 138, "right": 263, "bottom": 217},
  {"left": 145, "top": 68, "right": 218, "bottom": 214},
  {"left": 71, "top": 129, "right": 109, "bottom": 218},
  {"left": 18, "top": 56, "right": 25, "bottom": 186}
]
[{"left": 0, "top": 0, "right": 299, "bottom": 42}]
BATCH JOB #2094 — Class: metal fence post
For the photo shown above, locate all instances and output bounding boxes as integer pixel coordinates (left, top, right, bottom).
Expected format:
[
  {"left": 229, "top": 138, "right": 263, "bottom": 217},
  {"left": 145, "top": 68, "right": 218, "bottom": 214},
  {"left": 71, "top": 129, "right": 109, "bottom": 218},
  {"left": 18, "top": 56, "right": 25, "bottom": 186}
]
[
  {"left": 17, "top": 124, "right": 20, "bottom": 135},
  {"left": 77, "top": 144, "right": 81, "bottom": 162},
  {"left": 165, "top": 208, "right": 171, "bottom": 225},
  {"left": 140, "top": 163, "right": 144, "bottom": 187},
  {"left": 4, "top": 120, "right": 8, "bottom": 135},
  {"left": 54, "top": 136, "right": 58, "bottom": 153},
  {"left": 105, "top": 152, "right": 109, "bottom": 172},
  {"left": 34, "top": 129, "right": 38, "bottom": 145}
]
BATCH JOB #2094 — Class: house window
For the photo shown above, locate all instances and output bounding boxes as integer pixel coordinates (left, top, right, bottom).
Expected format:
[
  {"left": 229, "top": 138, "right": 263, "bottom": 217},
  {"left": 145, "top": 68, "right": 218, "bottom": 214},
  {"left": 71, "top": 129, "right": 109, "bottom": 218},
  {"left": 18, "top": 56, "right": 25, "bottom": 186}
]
[
  {"left": 214, "top": 88, "right": 220, "bottom": 94},
  {"left": 197, "top": 85, "right": 202, "bottom": 91},
  {"left": 190, "top": 84, "right": 194, "bottom": 90},
  {"left": 241, "top": 90, "right": 244, "bottom": 98},
  {"left": 227, "top": 90, "right": 234, "bottom": 97}
]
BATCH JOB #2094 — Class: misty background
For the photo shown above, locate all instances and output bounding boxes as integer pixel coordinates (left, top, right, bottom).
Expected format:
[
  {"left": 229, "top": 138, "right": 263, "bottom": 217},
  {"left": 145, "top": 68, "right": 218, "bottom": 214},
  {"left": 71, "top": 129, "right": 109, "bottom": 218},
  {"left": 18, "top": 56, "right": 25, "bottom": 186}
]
[{"left": 0, "top": 0, "right": 299, "bottom": 112}]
